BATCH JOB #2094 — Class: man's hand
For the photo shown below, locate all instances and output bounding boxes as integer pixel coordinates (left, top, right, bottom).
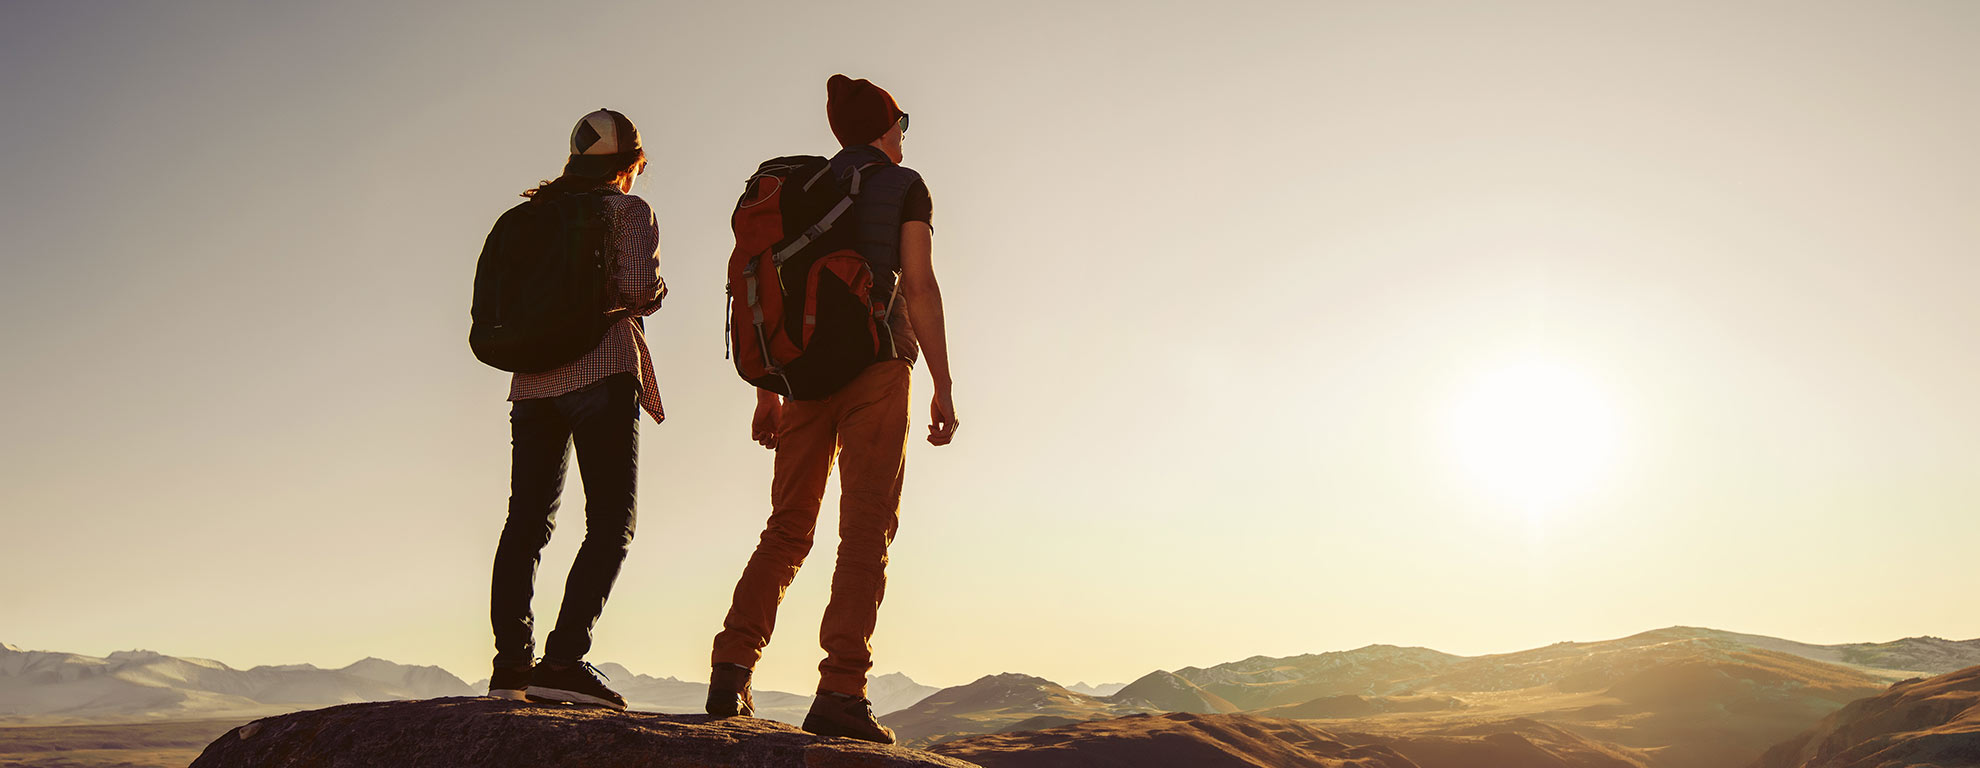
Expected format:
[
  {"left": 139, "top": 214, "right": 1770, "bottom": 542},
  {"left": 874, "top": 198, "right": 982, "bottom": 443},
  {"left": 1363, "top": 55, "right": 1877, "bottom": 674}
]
[
  {"left": 752, "top": 391, "right": 781, "bottom": 450},
  {"left": 927, "top": 387, "right": 957, "bottom": 446}
]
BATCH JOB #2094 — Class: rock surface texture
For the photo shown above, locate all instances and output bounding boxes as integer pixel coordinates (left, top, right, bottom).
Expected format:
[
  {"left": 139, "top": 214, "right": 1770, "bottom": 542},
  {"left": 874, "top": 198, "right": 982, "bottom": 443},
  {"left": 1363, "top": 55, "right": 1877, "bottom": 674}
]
[{"left": 189, "top": 697, "right": 981, "bottom": 768}]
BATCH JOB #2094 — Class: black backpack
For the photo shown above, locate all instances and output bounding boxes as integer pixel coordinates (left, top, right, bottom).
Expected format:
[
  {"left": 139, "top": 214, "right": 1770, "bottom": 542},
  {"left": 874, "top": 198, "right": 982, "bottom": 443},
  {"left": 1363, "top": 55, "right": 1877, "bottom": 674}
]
[{"left": 469, "top": 188, "right": 627, "bottom": 373}]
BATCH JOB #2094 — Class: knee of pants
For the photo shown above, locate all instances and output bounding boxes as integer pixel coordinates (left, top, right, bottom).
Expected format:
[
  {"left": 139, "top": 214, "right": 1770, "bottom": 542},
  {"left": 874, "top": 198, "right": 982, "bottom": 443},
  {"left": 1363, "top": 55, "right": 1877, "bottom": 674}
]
[
  {"left": 497, "top": 515, "right": 557, "bottom": 552},
  {"left": 582, "top": 516, "right": 635, "bottom": 549},
  {"left": 754, "top": 524, "right": 816, "bottom": 566},
  {"left": 838, "top": 524, "right": 896, "bottom": 556},
  {"left": 838, "top": 500, "right": 899, "bottom": 543},
  {"left": 832, "top": 545, "right": 891, "bottom": 576},
  {"left": 834, "top": 530, "right": 893, "bottom": 563}
]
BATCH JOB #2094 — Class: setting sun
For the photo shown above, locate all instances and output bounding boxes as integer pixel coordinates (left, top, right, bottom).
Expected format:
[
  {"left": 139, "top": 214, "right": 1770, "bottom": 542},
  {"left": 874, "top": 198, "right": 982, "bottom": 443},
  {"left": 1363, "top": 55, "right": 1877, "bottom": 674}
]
[{"left": 1446, "top": 357, "right": 1621, "bottom": 512}]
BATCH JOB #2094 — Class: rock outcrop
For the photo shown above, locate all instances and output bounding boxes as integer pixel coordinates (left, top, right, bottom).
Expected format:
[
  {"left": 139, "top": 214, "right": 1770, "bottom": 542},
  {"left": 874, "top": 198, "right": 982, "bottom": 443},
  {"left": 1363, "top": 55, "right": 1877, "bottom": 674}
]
[{"left": 189, "top": 697, "right": 980, "bottom": 768}]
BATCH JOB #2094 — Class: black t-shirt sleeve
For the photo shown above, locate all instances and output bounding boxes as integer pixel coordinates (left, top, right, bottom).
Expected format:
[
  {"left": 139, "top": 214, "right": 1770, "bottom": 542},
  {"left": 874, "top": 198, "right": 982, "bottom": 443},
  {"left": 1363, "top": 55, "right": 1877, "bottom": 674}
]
[{"left": 901, "top": 178, "right": 932, "bottom": 230}]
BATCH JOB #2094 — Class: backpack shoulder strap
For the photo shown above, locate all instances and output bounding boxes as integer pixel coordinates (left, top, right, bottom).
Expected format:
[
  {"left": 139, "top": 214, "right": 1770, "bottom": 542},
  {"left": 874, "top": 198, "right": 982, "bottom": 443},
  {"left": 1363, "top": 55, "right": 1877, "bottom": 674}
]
[
  {"left": 845, "top": 161, "right": 884, "bottom": 196},
  {"left": 771, "top": 195, "right": 855, "bottom": 268}
]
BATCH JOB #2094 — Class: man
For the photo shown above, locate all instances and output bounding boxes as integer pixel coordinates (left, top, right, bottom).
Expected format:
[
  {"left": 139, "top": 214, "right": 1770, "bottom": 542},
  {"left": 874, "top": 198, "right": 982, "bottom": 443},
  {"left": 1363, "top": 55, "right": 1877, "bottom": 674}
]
[
  {"left": 707, "top": 75, "right": 957, "bottom": 743},
  {"left": 485, "top": 109, "right": 665, "bottom": 709}
]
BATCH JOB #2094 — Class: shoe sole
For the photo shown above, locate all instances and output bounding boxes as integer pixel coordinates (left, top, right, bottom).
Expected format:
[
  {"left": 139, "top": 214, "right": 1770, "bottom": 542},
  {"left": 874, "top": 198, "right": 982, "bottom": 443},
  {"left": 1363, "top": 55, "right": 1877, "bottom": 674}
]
[
  {"left": 486, "top": 689, "right": 528, "bottom": 701},
  {"left": 803, "top": 718, "right": 896, "bottom": 744},
  {"left": 706, "top": 696, "right": 754, "bottom": 718},
  {"left": 527, "top": 686, "right": 627, "bottom": 710}
]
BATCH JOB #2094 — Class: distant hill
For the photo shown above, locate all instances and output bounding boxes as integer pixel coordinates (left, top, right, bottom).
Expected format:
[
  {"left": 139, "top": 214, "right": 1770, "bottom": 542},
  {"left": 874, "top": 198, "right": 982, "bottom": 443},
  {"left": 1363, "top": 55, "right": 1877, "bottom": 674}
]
[
  {"left": 929, "top": 711, "right": 1421, "bottom": 768},
  {"left": 1174, "top": 644, "right": 1463, "bottom": 711},
  {"left": 1750, "top": 663, "right": 1980, "bottom": 768},
  {"left": 1410, "top": 626, "right": 1891, "bottom": 697},
  {"left": 1161, "top": 627, "right": 1970, "bottom": 716},
  {"left": 882, "top": 673, "right": 1155, "bottom": 747},
  {"left": 0, "top": 644, "right": 470, "bottom": 723},
  {"left": 1105, "top": 669, "right": 1236, "bottom": 714},
  {"left": 1659, "top": 627, "right": 1980, "bottom": 677},
  {"left": 868, "top": 671, "right": 942, "bottom": 715},
  {"left": 1067, "top": 681, "right": 1127, "bottom": 697}
]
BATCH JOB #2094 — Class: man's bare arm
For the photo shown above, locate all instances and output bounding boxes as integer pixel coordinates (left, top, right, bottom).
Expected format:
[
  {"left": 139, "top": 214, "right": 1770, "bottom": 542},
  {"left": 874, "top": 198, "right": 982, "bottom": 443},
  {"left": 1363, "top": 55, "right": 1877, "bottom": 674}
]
[{"left": 899, "top": 221, "right": 956, "bottom": 445}]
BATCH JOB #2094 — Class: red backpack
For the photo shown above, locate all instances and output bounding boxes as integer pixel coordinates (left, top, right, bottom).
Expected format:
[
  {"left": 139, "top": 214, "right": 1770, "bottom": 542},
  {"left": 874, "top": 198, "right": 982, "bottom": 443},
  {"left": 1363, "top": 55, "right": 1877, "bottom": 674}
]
[{"left": 727, "top": 155, "right": 893, "bottom": 400}]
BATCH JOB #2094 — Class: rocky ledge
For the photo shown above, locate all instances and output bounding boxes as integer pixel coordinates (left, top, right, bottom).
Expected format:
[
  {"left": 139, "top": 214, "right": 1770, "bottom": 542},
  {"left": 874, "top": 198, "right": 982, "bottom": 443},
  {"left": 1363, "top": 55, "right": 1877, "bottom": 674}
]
[{"left": 189, "top": 697, "right": 981, "bottom": 768}]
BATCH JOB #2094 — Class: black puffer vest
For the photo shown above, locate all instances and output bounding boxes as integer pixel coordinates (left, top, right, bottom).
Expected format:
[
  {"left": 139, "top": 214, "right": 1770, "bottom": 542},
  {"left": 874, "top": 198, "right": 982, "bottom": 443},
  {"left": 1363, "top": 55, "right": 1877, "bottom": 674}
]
[{"left": 828, "top": 144, "right": 922, "bottom": 303}]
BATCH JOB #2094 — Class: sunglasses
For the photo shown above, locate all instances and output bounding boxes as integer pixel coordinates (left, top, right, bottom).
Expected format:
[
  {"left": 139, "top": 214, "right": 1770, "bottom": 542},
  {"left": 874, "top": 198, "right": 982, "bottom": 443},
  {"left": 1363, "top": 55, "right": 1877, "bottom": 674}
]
[{"left": 897, "top": 112, "right": 910, "bottom": 136}]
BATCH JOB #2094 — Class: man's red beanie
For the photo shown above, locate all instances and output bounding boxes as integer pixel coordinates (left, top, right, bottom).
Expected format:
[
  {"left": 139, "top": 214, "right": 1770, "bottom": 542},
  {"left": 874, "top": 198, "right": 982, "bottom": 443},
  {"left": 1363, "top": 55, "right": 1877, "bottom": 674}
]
[{"left": 827, "top": 74, "right": 904, "bottom": 148}]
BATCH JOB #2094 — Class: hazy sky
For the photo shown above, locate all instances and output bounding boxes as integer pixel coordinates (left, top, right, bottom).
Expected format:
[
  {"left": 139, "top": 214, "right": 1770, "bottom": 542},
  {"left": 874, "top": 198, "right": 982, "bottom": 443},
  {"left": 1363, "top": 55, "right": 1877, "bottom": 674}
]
[{"left": 3, "top": 1, "right": 1977, "bottom": 694}]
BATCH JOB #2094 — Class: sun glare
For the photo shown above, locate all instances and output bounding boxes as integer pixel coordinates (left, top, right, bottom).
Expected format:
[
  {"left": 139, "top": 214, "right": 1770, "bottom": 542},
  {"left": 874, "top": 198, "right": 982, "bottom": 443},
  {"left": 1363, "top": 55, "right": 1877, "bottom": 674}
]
[{"left": 1446, "top": 358, "right": 1621, "bottom": 513}]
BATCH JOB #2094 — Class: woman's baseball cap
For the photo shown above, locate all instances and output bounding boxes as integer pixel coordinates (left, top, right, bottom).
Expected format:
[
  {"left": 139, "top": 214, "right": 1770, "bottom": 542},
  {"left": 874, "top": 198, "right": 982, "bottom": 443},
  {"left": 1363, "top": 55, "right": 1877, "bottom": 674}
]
[{"left": 571, "top": 109, "right": 641, "bottom": 156}]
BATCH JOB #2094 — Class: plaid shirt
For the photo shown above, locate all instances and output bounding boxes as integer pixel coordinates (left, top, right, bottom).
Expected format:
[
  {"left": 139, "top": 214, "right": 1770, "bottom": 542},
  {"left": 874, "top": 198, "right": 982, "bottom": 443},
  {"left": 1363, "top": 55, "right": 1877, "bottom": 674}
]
[{"left": 509, "top": 192, "right": 666, "bottom": 422}]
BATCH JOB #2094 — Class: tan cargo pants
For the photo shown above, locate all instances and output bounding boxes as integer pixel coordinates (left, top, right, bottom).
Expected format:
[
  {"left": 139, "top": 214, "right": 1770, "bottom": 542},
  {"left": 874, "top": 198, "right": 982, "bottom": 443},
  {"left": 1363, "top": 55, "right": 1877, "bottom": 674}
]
[{"left": 712, "top": 360, "right": 911, "bottom": 696}]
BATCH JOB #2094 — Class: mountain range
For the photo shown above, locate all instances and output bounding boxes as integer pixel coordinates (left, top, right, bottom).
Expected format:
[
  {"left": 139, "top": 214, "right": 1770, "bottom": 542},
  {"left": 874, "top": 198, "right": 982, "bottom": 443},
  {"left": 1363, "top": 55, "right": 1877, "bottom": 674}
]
[
  {"left": 10, "top": 628, "right": 1979, "bottom": 768},
  {"left": 927, "top": 659, "right": 1980, "bottom": 768},
  {"left": 0, "top": 643, "right": 939, "bottom": 726},
  {"left": 0, "top": 642, "right": 473, "bottom": 723},
  {"left": 879, "top": 627, "right": 1980, "bottom": 768}
]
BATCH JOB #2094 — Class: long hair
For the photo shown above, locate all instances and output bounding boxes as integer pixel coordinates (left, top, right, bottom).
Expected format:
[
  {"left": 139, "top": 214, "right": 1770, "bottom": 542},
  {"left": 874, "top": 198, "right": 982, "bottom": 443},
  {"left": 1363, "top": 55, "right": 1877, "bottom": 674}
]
[{"left": 521, "top": 148, "right": 645, "bottom": 199}]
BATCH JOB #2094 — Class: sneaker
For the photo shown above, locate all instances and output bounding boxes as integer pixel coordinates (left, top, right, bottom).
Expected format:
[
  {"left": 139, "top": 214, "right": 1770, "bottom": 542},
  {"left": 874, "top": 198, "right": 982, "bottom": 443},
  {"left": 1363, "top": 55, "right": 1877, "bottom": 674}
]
[
  {"left": 527, "top": 661, "right": 627, "bottom": 710},
  {"left": 803, "top": 691, "right": 895, "bottom": 744},
  {"left": 487, "top": 663, "right": 532, "bottom": 701},
  {"left": 706, "top": 663, "right": 755, "bottom": 718}
]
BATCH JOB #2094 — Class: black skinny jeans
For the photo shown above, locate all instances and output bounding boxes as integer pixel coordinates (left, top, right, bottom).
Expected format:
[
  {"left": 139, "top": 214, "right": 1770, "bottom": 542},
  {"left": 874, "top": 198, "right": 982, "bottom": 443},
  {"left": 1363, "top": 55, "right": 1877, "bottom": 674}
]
[{"left": 491, "top": 372, "right": 639, "bottom": 668}]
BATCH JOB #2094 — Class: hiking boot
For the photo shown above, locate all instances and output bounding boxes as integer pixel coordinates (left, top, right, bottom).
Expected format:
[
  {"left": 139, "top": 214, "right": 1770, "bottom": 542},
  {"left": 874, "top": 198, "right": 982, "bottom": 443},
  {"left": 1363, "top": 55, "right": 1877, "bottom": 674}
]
[
  {"left": 527, "top": 661, "right": 626, "bottom": 710},
  {"left": 706, "top": 663, "right": 755, "bottom": 718},
  {"left": 803, "top": 691, "right": 895, "bottom": 744},
  {"left": 487, "top": 663, "right": 532, "bottom": 701}
]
